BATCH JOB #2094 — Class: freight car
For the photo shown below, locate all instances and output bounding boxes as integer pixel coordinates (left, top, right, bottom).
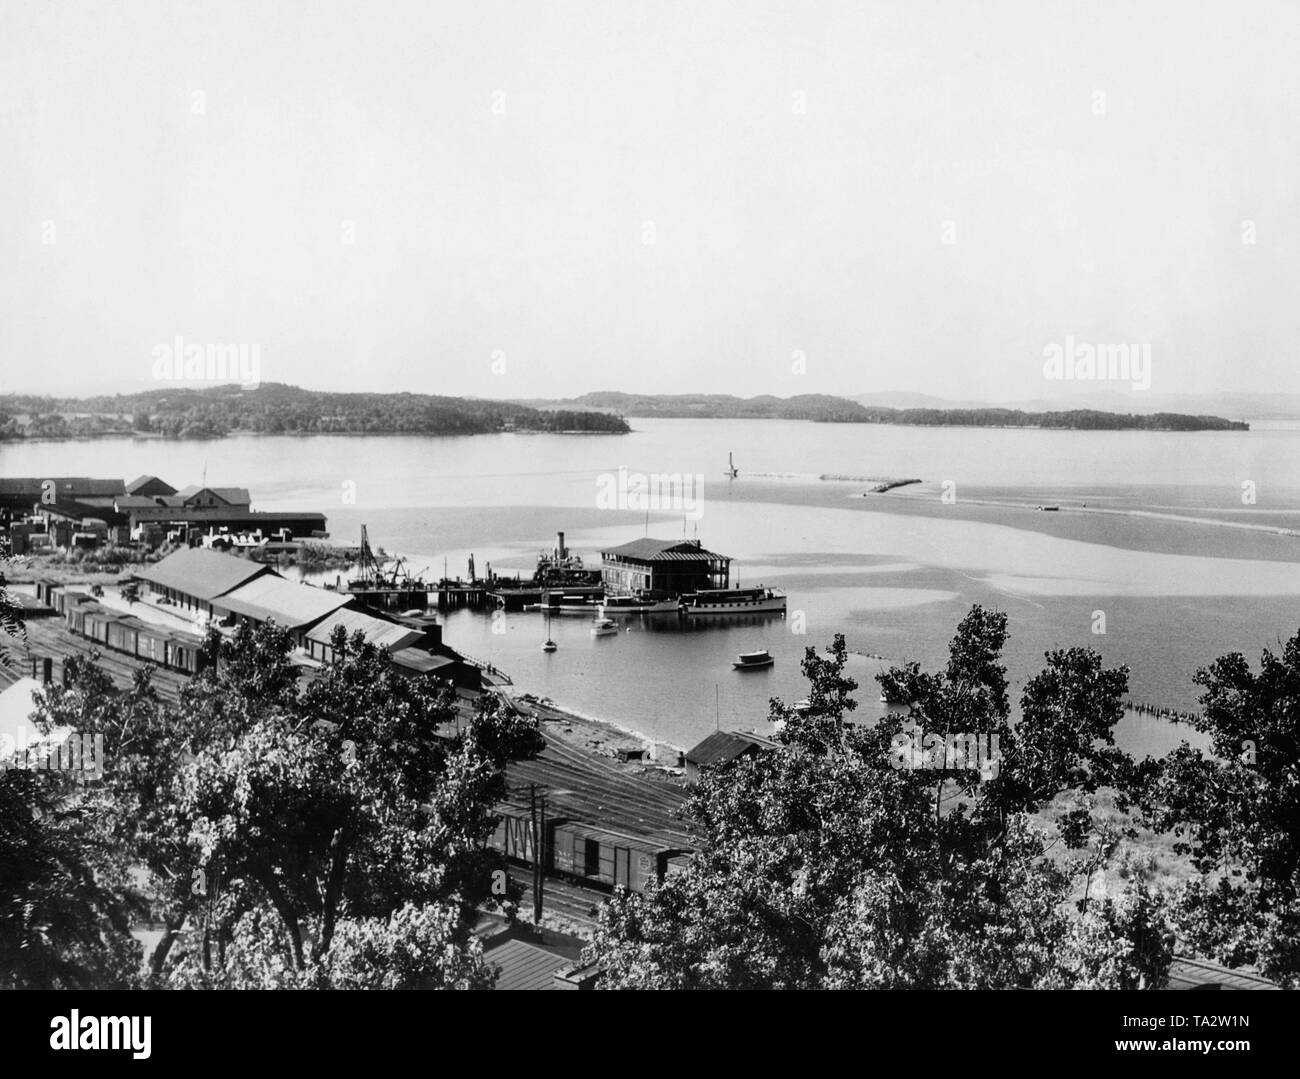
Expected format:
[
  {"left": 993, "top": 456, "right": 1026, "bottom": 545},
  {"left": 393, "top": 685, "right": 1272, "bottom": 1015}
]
[
  {"left": 489, "top": 802, "right": 685, "bottom": 894},
  {"left": 63, "top": 597, "right": 207, "bottom": 676}
]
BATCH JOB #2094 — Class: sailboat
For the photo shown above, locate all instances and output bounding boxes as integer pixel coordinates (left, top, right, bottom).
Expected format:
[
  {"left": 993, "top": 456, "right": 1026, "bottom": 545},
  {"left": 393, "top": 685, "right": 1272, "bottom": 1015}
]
[
  {"left": 724, "top": 451, "right": 738, "bottom": 478},
  {"left": 541, "top": 607, "right": 558, "bottom": 652}
]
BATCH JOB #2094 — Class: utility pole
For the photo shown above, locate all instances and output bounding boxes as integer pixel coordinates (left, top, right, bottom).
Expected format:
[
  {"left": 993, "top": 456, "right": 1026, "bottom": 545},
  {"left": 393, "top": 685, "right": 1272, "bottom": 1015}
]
[
  {"left": 529, "top": 785, "right": 542, "bottom": 924},
  {"left": 537, "top": 793, "right": 546, "bottom": 925}
]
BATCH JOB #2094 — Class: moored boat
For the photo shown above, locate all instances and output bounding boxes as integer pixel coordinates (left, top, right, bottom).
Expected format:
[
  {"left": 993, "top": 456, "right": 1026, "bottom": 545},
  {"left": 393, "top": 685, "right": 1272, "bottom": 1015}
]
[
  {"left": 733, "top": 649, "right": 775, "bottom": 669},
  {"left": 599, "top": 593, "right": 680, "bottom": 615},
  {"left": 684, "top": 587, "right": 786, "bottom": 616},
  {"left": 525, "top": 592, "right": 604, "bottom": 614}
]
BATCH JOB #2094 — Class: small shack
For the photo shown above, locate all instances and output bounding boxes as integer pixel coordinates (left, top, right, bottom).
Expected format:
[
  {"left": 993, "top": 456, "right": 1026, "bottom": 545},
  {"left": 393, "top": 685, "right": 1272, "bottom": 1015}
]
[{"left": 684, "top": 729, "right": 780, "bottom": 785}]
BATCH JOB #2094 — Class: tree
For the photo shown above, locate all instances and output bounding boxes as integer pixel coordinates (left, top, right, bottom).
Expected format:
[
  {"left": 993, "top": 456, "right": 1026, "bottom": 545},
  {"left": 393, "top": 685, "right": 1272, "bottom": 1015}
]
[
  {"left": 31, "top": 621, "right": 515, "bottom": 987},
  {"left": 1143, "top": 630, "right": 1300, "bottom": 987},
  {"left": 585, "top": 609, "right": 1172, "bottom": 989},
  {"left": 0, "top": 764, "right": 143, "bottom": 988},
  {"left": 0, "top": 536, "right": 26, "bottom": 669}
]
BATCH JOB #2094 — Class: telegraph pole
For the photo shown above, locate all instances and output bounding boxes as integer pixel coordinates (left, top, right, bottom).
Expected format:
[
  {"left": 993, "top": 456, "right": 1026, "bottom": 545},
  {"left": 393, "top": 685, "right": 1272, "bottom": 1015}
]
[
  {"left": 529, "top": 785, "right": 541, "bottom": 924},
  {"left": 536, "top": 793, "right": 546, "bottom": 924}
]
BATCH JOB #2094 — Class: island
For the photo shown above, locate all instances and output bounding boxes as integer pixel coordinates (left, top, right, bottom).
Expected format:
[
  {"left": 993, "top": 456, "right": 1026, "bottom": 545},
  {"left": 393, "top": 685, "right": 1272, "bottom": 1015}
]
[
  {"left": 0, "top": 383, "right": 631, "bottom": 441},
  {"left": 522, "top": 392, "right": 1250, "bottom": 431}
]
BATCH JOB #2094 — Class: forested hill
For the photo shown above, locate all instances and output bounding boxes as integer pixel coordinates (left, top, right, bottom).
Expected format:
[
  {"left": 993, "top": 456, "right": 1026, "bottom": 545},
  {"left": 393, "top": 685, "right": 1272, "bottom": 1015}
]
[
  {"left": 556, "top": 393, "right": 1249, "bottom": 431},
  {"left": 0, "top": 384, "right": 630, "bottom": 440}
]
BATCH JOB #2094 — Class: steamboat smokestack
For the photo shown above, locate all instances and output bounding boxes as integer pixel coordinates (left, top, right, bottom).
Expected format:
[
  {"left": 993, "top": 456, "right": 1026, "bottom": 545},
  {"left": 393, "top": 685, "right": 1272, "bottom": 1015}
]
[{"left": 557, "top": 531, "right": 566, "bottom": 559}]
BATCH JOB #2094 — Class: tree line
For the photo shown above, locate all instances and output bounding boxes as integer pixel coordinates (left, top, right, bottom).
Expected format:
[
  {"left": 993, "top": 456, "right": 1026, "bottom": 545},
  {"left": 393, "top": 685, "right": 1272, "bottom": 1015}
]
[
  {"left": 565, "top": 393, "right": 1248, "bottom": 430},
  {"left": 0, "top": 384, "right": 630, "bottom": 441}
]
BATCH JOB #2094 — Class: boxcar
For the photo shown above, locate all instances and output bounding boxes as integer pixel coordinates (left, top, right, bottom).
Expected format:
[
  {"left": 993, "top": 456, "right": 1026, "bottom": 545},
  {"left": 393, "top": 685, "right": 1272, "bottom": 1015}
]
[
  {"left": 556, "top": 824, "right": 666, "bottom": 891},
  {"left": 62, "top": 597, "right": 207, "bottom": 676},
  {"left": 135, "top": 622, "right": 169, "bottom": 664},
  {"left": 490, "top": 804, "right": 570, "bottom": 867},
  {"left": 165, "top": 635, "right": 205, "bottom": 674},
  {"left": 489, "top": 804, "right": 683, "bottom": 894},
  {"left": 105, "top": 617, "right": 138, "bottom": 655},
  {"left": 82, "top": 607, "right": 112, "bottom": 644}
]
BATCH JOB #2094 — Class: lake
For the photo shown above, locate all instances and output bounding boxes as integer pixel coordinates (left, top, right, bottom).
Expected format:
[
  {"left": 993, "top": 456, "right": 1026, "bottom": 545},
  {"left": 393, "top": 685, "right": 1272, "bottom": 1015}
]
[{"left": 9, "top": 418, "right": 1300, "bottom": 756}]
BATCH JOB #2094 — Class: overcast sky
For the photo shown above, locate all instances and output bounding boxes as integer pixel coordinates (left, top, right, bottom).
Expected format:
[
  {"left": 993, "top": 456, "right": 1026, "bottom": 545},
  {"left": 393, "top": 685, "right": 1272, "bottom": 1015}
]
[{"left": 2, "top": 0, "right": 1297, "bottom": 401}]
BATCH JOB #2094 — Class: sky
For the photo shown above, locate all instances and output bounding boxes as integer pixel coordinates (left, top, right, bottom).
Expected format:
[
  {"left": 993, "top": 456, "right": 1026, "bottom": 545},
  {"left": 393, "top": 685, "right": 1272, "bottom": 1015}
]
[{"left": 2, "top": 0, "right": 1298, "bottom": 401}]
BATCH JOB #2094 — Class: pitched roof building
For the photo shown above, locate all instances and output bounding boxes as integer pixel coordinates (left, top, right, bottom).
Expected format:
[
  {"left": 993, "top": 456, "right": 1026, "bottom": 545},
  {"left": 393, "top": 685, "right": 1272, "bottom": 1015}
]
[
  {"left": 600, "top": 537, "right": 731, "bottom": 596},
  {"left": 125, "top": 475, "right": 177, "bottom": 497},
  {"left": 171, "top": 486, "right": 252, "bottom": 508},
  {"left": 134, "top": 547, "right": 276, "bottom": 615},
  {"left": 213, "top": 574, "right": 353, "bottom": 635},
  {"left": 684, "top": 729, "right": 780, "bottom": 784},
  {"left": 305, "top": 607, "right": 426, "bottom": 662}
]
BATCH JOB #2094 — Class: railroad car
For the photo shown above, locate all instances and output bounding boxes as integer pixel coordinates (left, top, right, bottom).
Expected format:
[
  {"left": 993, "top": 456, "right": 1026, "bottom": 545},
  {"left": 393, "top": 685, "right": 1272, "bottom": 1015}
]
[
  {"left": 63, "top": 598, "right": 207, "bottom": 676},
  {"left": 489, "top": 803, "right": 683, "bottom": 894},
  {"left": 165, "top": 635, "right": 205, "bottom": 674},
  {"left": 105, "top": 617, "right": 138, "bottom": 655}
]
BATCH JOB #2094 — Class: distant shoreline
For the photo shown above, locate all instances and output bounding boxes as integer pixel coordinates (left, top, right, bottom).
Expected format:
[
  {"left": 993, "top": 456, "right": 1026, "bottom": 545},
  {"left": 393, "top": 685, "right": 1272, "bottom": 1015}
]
[
  {"left": 1, "top": 385, "right": 1248, "bottom": 440},
  {"left": 0, "top": 416, "right": 1253, "bottom": 443}
]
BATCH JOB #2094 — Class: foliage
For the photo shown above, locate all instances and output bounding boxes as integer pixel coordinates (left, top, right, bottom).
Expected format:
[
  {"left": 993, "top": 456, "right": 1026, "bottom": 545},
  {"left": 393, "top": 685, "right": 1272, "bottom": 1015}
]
[
  {"left": 1141, "top": 630, "right": 1300, "bottom": 987},
  {"left": 465, "top": 693, "right": 546, "bottom": 765},
  {"left": 0, "top": 765, "right": 143, "bottom": 988},
  {"left": 0, "top": 535, "right": 26, "bottom": 669},
  {"left": 28, "top": 621, "right": 513, "bottom": 987},
  {"left": 586, "top": 608, "right": 1175, "bottom": 989},
  {"left": 567, "top": 393, "right": 1247, "bottom": 430},
  {"left": 0, "top": 383, "right": 630, "bottom": 441},
  {"left": 163, "top": 902, "right": 494, "bottom": 990}
]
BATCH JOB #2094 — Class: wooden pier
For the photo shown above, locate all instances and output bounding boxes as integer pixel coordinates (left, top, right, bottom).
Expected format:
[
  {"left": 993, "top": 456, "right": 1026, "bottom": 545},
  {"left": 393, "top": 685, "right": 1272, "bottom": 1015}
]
[{"left": 436, "top": 580, "right": 491, "bottom": 611}]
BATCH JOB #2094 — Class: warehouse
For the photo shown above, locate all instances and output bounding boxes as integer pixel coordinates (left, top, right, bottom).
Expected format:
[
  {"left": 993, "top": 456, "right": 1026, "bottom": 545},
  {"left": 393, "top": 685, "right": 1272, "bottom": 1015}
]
[
  {"left": 133, "top": 547, "right": 276, "bottom": 618},
  {"left": 599, "top": 537, "right": 731, "bottom": 597},
  {"left": 212, "top": 573, "right": 354, "bottom": 644},
  {"left": 304, "top": 607, "right": 427, "bottom": 663}
]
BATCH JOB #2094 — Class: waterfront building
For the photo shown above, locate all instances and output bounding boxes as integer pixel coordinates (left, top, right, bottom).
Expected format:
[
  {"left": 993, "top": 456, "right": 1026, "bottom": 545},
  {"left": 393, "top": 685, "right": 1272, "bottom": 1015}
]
[
  {"left": 211, "top": 573, "right": 354, "bottom": 645},
  {"left": 600, "top": 537, "right": 731, "bottom": 597},
  {"left": 134, "top": 546, "right": 276, "bottom": 617},
  {"left": 304, "top": 607, "right": 430, "bottom": 663}
]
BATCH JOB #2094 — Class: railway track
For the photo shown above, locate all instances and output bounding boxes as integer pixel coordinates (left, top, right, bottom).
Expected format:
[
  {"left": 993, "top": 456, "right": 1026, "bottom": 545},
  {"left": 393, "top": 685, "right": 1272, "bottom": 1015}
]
[
  {"left": 1, "top": 617, "right": 190, "bottom": 701},
  {"left": 9, "top": 618, "right": 694, "bottom": 847},
  {"left": 504, "top": 867, "right": 609, "bottom": 931},
  {"left": 506, "top": 732, "right": 693, "bottom": 847}
]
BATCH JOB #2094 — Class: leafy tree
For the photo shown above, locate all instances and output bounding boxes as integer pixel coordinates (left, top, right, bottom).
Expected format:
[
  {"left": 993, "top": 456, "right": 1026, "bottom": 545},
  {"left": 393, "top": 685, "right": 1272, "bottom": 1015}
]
[
  {"left": 0, "top": 536, "right": 26, "bottom": 669},
  {"left": 1143, "top": 630, "right": 1300, "bottom": 987},
  {"left": 586, "top": 609, "right": 1172, "bottom": 989},
  {"left": 31, "top": 621, "right": 520, "bottom": 987},
  {"left": 0, "top": 764, "right": 143, "bottom": 988},
  {"left": 464, "top": 692, "right": 545, "bottom": 765}
]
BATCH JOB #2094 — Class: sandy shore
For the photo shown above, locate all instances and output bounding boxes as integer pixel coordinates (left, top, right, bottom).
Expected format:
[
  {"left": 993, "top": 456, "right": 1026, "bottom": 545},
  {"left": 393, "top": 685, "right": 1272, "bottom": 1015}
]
[{"left": 515, "top": 694, "right": 689, "bottom": 782}]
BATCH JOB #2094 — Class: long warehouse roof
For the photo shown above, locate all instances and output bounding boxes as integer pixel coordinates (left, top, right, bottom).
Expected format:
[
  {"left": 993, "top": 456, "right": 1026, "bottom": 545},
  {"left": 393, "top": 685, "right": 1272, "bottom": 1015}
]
[{"left": 214, "top": 574, "right": 353, "bottom": 629}]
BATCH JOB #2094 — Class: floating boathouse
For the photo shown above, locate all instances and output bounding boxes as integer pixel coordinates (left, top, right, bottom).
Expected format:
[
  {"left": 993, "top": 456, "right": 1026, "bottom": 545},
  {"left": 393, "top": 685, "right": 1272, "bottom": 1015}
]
[{"left": 599, "top": 538, "right": 731, "bottom": 597}]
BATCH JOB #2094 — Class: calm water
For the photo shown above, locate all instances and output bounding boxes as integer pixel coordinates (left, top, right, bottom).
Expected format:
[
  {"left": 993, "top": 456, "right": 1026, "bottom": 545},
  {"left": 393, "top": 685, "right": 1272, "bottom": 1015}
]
[{"left": 9, "top": 418, "right": 1300, "bottom": 755}]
